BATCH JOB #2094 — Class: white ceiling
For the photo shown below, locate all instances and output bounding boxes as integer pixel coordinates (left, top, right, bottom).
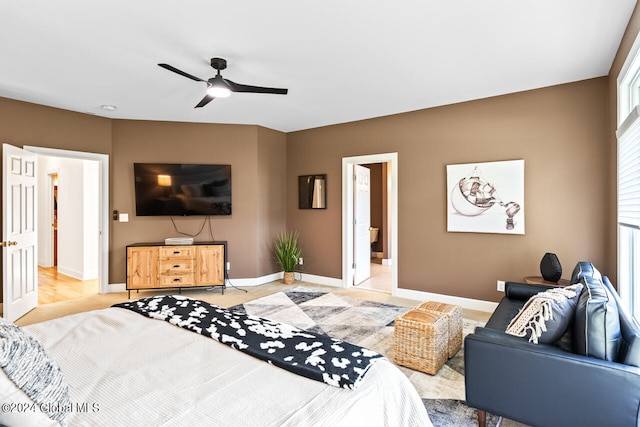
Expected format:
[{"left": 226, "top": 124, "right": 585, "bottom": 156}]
[{"left": 1, "top": 1, "right": 636, "bottom": 132}]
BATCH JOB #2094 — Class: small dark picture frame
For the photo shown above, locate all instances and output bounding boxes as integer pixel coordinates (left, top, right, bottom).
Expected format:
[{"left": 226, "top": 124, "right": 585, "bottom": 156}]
[{"left": 298, "top": 174, "right": 326, "bottom": 209}]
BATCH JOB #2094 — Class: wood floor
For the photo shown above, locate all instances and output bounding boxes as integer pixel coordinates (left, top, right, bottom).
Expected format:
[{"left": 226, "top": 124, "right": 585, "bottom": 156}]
[
  {"left": 17, "top": 271, "right": 492, "bottom": 326},
  {"left": 38, "top": 267, "right": 98, "bottom": 305}
]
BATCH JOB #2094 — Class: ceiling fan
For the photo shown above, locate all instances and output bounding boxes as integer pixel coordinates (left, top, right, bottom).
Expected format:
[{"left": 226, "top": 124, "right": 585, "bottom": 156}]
[{"left": 158, "top": 57, "right": 288, "bottom": 108}]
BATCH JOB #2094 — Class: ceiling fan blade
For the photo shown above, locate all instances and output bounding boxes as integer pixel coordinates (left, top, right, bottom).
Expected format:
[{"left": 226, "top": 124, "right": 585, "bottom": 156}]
[
  {"left": 225, "top": 79, "right": 288, "bottom": 95},
  {"left": 158, "top": 63, "right": 206, "bottom": 83},
  {"left": 195, "top": 94, "right": 215, "bottom": 108}
]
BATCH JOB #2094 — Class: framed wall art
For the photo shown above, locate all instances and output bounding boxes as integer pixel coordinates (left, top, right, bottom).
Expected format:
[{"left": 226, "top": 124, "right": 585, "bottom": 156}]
[
  {"left": 298, "top": 174, "right": 326, "bottom": 209},
  {"left": 446, "top": 159, "right": 524, "bottom": 234}
]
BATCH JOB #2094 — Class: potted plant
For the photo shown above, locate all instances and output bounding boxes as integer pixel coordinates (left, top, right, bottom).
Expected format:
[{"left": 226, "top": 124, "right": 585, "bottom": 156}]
[{"left": 273, "top": 230, "right": 302, "bottom": 284}]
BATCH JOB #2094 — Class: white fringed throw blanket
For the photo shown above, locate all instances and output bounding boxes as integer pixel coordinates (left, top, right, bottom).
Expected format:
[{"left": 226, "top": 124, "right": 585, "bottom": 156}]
[{"left": 505, "top": 284, "right": 582, "bottom": 344}]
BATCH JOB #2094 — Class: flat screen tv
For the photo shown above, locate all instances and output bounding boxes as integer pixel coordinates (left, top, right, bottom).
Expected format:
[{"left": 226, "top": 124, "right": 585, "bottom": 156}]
[{"left": 134, "top": 163, "right": 231, "bottom": 216}]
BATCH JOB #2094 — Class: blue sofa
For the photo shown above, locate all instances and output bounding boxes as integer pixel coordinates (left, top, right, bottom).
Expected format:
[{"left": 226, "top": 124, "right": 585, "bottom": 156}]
[{"left": 464, "top": 262, "right": 640, "bottom": 427}]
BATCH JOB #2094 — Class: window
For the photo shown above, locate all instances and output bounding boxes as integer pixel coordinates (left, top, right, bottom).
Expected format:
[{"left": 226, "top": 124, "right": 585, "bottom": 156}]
[
  {"left": 616, "top": 111, "right": 640, "bottom": 321},
  {"left": 617, "top": 41, "right": 640, "bottom": 323}
]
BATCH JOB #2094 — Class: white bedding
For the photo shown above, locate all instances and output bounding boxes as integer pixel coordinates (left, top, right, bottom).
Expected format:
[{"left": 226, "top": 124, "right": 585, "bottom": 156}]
[{"left": 25, "top": 307, "right": 432, "bottom": 427}]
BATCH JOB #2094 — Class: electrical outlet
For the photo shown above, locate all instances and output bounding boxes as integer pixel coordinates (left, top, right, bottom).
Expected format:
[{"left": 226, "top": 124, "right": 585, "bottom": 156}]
[
  {"left": 497, "top": 280, "right": 505, "bottom": 292},
  {"left": 226, "top": 262, "right": 231, "bottom": 271},
  {"left": 299, "top": 257, "right": 303, "bottom": 265}
]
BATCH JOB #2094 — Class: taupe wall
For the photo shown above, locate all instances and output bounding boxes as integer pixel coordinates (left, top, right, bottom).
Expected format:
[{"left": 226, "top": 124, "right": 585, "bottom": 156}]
[
  {"left": 0, "top": 101, "right": 287, "bottom": 288},
  {"left": 110, "top": 120, "right": 287, "bottom": 282},
  {"left": 256, "top": 127, "right": 287, "bottom": 276},
  {"left": 287, "top": 78, "right": 610, "bottom": 302},
  {"left": 0, "top": 97, "right": 112, "bottom": 153},
  {"left": 0, "top": 74, "right": 616, "bottom": 304},
  {"left": 0, "top": 98, "right": 112, "bottom": 303}
]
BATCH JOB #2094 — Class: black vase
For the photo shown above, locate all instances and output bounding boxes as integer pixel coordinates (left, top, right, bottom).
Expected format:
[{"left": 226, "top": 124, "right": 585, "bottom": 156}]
[{"left": 540, "top": 253, "right": 562, "bottom": 282}]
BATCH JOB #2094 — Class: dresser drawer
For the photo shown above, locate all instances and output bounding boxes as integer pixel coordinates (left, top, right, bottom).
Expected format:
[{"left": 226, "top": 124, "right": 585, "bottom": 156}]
[
  {"left": 158, "top": 274, "right": 195, "bottom": 287},
  {"left": 159, "top": 246, "right": 196, "bottom": 259},
  {"left": 159, "top": 259, "right": 195, "bottom": 274}
]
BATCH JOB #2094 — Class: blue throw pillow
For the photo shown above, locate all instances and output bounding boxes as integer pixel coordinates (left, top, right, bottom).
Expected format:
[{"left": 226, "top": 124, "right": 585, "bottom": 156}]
[
  {"left": 602, "top": 276, "right": 640, "bottom": 367},
  {"left": 573, "top": 276, "right": 621, "bottom": 361},
  {"left": 570, "top": 261, "right": 602, "bottom": 284}
]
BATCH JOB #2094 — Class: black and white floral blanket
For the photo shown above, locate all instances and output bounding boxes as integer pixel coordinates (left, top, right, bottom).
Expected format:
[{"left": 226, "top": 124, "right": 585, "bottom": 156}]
[{"left": 113, "top": 295, "right": 385, "bottom": 389}]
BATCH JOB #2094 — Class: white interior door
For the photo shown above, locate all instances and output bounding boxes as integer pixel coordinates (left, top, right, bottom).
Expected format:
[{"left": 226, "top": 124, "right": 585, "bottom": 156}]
[
  {"left": 353, "top": 164, "right": 371, "bottom": 285},
  {"left": 2, "top": 144, "right": 38, "bottom": 321}
]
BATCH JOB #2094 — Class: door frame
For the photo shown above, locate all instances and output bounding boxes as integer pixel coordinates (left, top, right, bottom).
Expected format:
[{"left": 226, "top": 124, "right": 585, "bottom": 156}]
[
  {"left": 24, "top": 146, "right": 109, "bottom": 294},
  {"left": 342, "top": 152, "right": 398, "bottom": 294}
]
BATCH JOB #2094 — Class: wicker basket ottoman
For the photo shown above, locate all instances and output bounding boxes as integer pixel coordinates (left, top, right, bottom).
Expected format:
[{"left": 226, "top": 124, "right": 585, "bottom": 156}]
[
  {"left": 417, "top": 301, "right": 463, "bottom": 358},
  {"left": 393, "top": 309, "right": 448, "bottom": 375}
]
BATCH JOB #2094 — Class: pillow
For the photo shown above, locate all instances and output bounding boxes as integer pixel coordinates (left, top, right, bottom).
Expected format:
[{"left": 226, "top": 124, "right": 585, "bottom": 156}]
[
  {"left": 505, "top": 284, "right": 583, "bottom": 344},
  {"left": 570, "top": 261, "right": 602, "bottom": 284},
  {"left": 0, "top": 368, "right": 58, "bottom": 427},
  {"left": 0, "top": 317, "right": 71, "bottom": 426},
  {"left": 573, "top": 276, "right": 621, "bottom": 361},
  {"left": 602, "top": 276, "right": 640, "bottom": 366}
]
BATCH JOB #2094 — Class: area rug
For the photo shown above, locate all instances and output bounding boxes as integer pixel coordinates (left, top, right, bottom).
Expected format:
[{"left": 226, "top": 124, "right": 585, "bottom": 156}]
[{"left": 228, "top": 286, "right": 515, "bottom": 427}]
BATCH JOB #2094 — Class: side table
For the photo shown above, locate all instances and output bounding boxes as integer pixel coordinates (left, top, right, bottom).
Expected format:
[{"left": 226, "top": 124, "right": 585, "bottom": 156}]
[{"left": 523, "top": 276, "right": 570, "bottom": 287}]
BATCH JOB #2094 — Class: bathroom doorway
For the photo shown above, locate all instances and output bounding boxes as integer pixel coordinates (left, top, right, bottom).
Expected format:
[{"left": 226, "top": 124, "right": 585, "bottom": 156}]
[
  {"left": 356, "top": 162, "right": 391, "bottom": 293},
  {"left": 342, "top": 153, "right": 397, "bottom": 295}
]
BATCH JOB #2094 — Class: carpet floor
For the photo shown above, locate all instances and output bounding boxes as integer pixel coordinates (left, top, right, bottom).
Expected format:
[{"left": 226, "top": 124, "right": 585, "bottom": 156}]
[{"left": 229, "top": 286, "right": 527, "bottom": 427}]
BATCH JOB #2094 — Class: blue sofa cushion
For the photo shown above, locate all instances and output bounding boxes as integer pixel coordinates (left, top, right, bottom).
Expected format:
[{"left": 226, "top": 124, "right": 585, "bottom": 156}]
[
  {"left": 505, "top": 284, "right": 583, "bottom": 344},
  {"left": 573, "top": 275, "right": 621, "bottom": 361},
  {"left": 570, "top": 261, "right": 602, "bottom": 284},
  {"left": 602, "top": 276, "right": 640, "bottom": 367}
]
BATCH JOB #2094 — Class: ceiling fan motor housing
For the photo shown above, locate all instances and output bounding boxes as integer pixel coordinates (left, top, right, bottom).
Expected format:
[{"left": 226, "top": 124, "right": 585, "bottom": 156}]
[{"left": 211, "top": 57, "right": 227, "bottom": 71}]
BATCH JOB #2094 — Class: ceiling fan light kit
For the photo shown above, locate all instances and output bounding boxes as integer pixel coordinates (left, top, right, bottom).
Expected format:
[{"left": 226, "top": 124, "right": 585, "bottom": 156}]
[
  {"left": 159, "top": 57, "right": 288, "bottom": 108},
  {"left": 207, "top": 80, "right": 231, "bottom": 98}
]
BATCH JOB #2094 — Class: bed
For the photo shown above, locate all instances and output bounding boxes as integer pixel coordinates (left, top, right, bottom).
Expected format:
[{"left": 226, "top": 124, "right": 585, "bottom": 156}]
[{"left": 1, "top": 296, "right": 432, "bottom": 427}]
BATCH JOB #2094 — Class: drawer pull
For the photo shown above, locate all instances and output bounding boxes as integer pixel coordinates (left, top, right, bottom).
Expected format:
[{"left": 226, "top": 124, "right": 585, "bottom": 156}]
[
  {"left": 173, "top": 278, "right": 181, "bottom": 282},
  {"left": 173, "top": 264, "right": 180, "bottom": 268},
  {"left": 173, "top": 251, "right": 180, "bottom": 255}
]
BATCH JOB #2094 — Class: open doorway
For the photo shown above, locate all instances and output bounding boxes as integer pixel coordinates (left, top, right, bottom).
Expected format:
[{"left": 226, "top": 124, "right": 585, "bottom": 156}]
[
  {"left": 37, "top": 159, "right": 100, "bottom": 304},
  {"left": 357, "top": 162, "right": 391, "bottom": 293},
  {"left": 25, "top": 146, "right": 110, "bottom": 302},
  {"left": 2, "top": 145, "right": 109, "bottom": 321},
  {"left": 342, "top": 153, "right": 398, "bottom": 295}
]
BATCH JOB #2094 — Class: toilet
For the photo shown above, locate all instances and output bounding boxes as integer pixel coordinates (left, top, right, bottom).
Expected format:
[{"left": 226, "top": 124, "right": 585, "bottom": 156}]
[{"left": 369, "top": 227, "right": 379, "bottom": 244}]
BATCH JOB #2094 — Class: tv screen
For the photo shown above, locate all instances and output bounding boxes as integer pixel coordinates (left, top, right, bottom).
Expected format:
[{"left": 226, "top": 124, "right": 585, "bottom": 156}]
[{"left": 134, "top": 163, "right": 231, "bottom": 216}]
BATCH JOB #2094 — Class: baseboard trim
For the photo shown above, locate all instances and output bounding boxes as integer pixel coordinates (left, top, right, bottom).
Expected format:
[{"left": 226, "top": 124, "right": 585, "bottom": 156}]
[
  {"left": 227, "top": 272, "right": 342, "bottom": 288},
  {"left": 394, "top": 287, "right": 498, "bottom": 313},
  {"left": 226, "top": 273, "right": 281, "bottom": 287},
  {"left": 57, "top": 266, "right": 97, "bottom": 281},
  {"left": 298, "top": 273, "right": 343, "bottom": 287},
  {"left": 108, "top": 283, "right": 126, "bottom": 293}
]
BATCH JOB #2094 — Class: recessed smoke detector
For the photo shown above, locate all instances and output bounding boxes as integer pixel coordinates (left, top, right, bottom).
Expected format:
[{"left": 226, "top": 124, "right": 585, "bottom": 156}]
[{"left": 101, "top": 104, "right": 117, "bottom": 111}]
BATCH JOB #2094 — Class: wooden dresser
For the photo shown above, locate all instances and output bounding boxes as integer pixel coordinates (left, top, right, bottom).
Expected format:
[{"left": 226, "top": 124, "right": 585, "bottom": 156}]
[{"left": 126, "top": 241, "right": 226, "bottom": 298}]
